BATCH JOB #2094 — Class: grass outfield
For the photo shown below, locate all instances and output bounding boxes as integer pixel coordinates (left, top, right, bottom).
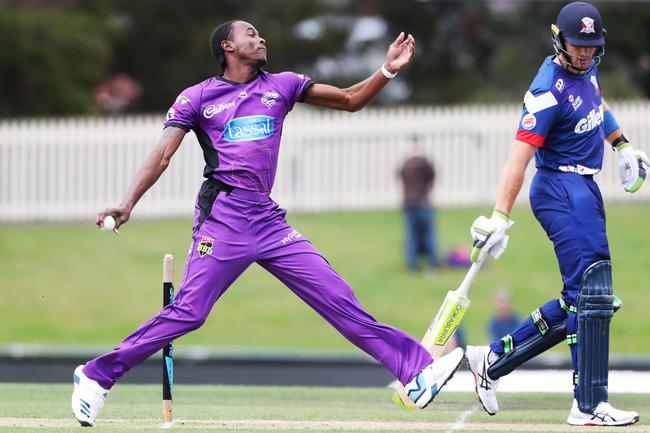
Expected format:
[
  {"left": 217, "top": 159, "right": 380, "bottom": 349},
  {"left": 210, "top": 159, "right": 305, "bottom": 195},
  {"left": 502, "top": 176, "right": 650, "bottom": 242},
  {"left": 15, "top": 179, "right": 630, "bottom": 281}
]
[
  {"left": 0, "top": 383, "right": 647, "bottom": 432},
  {"left": 1, "top": 205, "right": 650, "bottom": 352}
]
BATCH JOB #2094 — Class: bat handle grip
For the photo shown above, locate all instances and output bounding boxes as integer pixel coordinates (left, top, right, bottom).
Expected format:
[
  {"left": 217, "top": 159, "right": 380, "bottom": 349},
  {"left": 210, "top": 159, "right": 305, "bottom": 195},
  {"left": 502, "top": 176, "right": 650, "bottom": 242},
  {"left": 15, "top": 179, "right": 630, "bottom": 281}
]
[{"left": 456, "top": 255, "right": 486, "bottom": 298}]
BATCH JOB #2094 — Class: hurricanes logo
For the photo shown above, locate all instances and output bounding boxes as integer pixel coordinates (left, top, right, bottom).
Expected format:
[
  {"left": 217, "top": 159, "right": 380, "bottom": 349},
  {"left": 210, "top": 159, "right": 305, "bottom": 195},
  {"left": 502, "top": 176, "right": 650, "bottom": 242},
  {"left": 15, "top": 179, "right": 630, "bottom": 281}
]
[
  {"left": 197, "top": 236, "right": 214, "bottom": 257},
  {"left": 261, "top": 91, "right": 280, "bottom": 109}
]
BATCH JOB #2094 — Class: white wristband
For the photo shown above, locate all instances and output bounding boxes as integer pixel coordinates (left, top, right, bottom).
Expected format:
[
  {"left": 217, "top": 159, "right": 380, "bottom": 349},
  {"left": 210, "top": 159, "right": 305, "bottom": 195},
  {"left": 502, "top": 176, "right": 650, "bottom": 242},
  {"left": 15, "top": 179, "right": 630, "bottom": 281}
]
[{"left": 381, "top": 64, "right": 397, "bottom": 79}]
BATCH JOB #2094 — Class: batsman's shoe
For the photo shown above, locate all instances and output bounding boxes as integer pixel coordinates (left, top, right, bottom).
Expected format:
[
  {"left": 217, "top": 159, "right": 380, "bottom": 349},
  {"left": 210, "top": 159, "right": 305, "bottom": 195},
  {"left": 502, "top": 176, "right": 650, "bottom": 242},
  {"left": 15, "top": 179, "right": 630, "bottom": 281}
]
[
  {"left": 403, "top": 347, "right": 464, "bottom": 409},
  {"left": 465, "top": 345, "right": 499, "bottom": 415},
  {"left": 71, "top": 365, "right": 109, "bottom": 427},
  {"left": 567, "top": 399, "right": 639, "bottom": 426}
]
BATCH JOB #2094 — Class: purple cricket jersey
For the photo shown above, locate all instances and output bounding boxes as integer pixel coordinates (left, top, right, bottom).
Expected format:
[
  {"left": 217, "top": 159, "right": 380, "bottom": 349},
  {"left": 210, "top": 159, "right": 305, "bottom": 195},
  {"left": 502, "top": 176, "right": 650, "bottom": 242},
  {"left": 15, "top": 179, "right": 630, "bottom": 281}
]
[
  {"left": 164, "top": 70, "right": 314, "bottom": 192},
  {"left": 81, "top": 69, "right": 434, "bottom": 394}
]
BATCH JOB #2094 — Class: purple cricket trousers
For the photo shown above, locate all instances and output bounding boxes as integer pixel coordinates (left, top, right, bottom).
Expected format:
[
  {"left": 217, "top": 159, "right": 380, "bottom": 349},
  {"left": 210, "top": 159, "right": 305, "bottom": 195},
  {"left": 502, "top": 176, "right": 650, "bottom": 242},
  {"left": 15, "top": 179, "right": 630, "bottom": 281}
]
[{"left": 84, "top": 179, "right": 432, "bottom": 389}]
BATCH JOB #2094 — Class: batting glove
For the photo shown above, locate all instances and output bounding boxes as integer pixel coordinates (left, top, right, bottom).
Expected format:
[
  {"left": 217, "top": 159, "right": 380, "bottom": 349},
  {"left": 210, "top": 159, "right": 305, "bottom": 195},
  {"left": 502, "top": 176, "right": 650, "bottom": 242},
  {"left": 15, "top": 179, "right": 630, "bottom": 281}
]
[
  {"left": 616, "top": 143, "right": 649, "bottom": 193},
  {"left": 470, "top": 211, "right": 514, "bottom": 263}
]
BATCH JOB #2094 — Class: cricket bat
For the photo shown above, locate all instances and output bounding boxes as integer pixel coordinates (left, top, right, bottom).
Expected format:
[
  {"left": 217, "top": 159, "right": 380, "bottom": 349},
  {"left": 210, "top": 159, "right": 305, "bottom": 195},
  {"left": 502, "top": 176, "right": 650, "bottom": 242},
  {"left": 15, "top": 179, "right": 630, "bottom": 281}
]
[{"left": 392, "top": 255, "right": 487, "bottom": 409}]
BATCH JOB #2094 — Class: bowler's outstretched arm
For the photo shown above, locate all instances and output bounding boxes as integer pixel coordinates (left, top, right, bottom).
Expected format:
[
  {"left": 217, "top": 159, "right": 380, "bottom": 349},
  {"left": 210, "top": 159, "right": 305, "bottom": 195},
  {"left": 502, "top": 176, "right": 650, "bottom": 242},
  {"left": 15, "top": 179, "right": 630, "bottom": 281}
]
[
  {"left": 96, "top": 126, "right": 186, "bottom": 232},
  {"left": 303, "top": 32, "right": 415, "bottom": 112}
]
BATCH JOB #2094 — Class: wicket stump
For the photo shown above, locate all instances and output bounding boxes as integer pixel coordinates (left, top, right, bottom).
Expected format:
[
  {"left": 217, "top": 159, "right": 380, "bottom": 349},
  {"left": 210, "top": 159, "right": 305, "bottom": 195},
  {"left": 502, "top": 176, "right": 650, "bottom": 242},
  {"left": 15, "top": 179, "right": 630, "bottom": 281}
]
[{"left": 162, "top": 254, "right": 175, "bottom": 427}]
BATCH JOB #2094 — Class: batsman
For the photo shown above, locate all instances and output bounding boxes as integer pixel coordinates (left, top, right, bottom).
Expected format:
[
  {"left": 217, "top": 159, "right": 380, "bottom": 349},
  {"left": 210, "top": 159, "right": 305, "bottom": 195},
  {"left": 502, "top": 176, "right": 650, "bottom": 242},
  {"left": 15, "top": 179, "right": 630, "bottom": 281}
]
[{"left": 464, "top": 2, "right": 645, "bottom": 427}]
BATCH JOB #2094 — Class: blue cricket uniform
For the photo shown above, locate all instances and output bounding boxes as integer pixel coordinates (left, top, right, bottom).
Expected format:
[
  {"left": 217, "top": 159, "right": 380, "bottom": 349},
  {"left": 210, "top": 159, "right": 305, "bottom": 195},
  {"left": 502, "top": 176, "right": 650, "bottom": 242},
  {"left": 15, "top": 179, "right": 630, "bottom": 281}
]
[
  {"left": 517, "top": 55, "right": 610, "bottom": 299},
  {"left": 490, "top": 56, "right": 611, "bottom": 397}
]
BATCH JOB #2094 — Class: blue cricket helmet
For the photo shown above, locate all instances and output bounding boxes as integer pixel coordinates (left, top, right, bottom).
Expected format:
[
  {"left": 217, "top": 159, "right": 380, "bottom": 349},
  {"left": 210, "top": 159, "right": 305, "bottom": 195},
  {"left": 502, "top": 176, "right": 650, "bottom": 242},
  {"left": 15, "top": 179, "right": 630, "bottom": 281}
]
[
  {"left": 551, "top": 2, "right": 606, "bottom": 72},
  {"left": 556, "top": 2, "right": 605, "bottom": 47}
]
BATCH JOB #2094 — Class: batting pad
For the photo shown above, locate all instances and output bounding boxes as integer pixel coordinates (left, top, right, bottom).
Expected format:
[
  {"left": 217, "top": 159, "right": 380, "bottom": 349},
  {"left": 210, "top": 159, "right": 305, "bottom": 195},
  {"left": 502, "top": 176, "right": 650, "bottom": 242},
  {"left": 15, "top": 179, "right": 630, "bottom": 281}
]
[
  {"left": 577, "top": 260, "right": 614, "bottom": 413},
  {"left": 487, "top": 298, "right": 567, "bottom": 380}
]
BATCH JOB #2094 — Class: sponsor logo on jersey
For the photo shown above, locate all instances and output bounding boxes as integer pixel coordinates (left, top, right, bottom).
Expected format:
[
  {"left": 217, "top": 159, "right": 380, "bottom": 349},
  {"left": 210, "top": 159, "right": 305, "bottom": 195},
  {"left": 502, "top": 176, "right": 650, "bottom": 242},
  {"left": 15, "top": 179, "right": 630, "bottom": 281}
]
[
  {"left": 261, "top": 91, "right": 280, "bottom": 108},
  {"left": 555, "top": 79, "right": 564, "bottom": 92},
  {"left": 281, "top": 229, "right": 302, "bottom": 245},
  {"left": 239, "top": 91, "right": 248, "bottom": 98},
  {"left": 166, "top": 107, "right": 176, "bottom": 121},
  {"left": 197, "top": 236, "right": 214, "bottom": 257},
  {"left": 203, "top": 101, "right": 236, "bottom": 119},
  {"left": 294, "top": 72, "right": 306, "bottom": 80},
  {"left": 521, "top": 113, "right": 537, "bottom": 130},
  {"left": 569, "top": 95, "right": 583, "bottom": 111},
  {"left": 574, "top": 104, "right": 604, "bottom": 134},
  {"left": 223, "top": 115, "right": 274, "bottom": 142},
  {"left": 580, "top": 17, "right": 595, "bottom": 34}
]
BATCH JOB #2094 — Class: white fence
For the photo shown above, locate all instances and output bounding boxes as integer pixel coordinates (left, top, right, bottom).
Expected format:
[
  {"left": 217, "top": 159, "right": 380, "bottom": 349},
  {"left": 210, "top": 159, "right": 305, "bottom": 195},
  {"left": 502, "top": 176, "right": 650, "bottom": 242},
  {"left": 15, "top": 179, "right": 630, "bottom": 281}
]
[{"left": 1, "top": 101, "right": 650, "bottom": 222}]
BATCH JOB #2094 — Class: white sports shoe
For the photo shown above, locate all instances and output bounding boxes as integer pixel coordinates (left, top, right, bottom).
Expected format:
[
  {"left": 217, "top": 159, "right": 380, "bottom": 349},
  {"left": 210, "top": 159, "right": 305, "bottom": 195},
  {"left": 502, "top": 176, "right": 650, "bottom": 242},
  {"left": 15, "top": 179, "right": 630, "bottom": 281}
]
[
  {"left": 567, "top": 399, "right": 639, "bottom": 426},
  {"left": 71, "top": 365, "right": 109, "bottom": 427},
  {"left": 403, "top": 347, "right": 464, "bottom": 409},
  {"left": 465, "top": 345, "right": 499, "bottom": 415}
]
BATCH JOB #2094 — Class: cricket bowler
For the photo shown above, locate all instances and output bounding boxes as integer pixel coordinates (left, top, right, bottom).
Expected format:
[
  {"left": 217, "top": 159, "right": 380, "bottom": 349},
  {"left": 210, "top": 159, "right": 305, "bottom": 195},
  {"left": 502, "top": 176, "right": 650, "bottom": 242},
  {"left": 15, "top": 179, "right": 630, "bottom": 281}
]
[
  {"left": 464, "top": 2, "right": 645, "bottom": 426},
  {"left": 71, "top": 20, "right": 464, "bottom": 426}
]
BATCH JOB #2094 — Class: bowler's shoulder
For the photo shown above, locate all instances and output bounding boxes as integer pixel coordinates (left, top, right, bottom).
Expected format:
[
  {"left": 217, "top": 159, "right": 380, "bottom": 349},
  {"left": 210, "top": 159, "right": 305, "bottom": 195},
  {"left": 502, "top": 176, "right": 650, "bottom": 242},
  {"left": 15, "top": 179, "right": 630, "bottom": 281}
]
[
  {"left": 262, "top": 69, "right": 311, "bottom": 85},
  {"left": 175, "top": 78, "right": 214, "bottom": 99}
]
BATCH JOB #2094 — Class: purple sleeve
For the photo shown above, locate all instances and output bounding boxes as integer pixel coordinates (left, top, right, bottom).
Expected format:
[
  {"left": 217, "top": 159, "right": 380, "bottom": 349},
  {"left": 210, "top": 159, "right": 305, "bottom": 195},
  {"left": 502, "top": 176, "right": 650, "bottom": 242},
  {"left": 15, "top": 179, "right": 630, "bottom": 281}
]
[
  {"left": 274, "top": 72, "right": 314, "bottom": 111},
  {"left": 163, "top": 85, "right": 202, "bottom": 131}
]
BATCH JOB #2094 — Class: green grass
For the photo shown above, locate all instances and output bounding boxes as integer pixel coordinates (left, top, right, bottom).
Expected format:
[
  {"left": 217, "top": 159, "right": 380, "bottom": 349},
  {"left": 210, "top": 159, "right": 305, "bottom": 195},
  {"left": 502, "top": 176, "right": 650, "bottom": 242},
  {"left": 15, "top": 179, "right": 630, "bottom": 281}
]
[
  {"left": 1, "top": 204, "right": 650, "bottom": 353},
  {"left": 0, "top": 384, "right": 647, "bottom": 432}
]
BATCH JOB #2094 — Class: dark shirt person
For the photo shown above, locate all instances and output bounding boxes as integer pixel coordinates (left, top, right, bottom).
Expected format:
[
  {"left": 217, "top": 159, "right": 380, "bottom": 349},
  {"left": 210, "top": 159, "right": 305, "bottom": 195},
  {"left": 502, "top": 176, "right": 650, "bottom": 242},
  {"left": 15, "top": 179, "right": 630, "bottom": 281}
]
[{"left": 399, "top": 144, "right": 438, "bottom": 271}]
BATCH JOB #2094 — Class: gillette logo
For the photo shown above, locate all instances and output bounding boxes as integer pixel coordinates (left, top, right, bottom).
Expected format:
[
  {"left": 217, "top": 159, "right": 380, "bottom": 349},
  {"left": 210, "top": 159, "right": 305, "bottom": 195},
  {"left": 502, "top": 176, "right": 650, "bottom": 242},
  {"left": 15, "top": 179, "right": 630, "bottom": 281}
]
[{"left": 574, "top": 104, "right": 603, "bottom": 134}]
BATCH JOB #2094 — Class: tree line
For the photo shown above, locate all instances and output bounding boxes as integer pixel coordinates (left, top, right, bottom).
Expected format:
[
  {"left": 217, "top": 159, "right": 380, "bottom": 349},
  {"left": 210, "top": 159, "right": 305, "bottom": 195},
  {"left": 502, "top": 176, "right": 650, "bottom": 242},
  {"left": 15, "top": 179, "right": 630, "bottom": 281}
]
[{"left": 1, "top": 0, "right": 648, "bottom": 117}]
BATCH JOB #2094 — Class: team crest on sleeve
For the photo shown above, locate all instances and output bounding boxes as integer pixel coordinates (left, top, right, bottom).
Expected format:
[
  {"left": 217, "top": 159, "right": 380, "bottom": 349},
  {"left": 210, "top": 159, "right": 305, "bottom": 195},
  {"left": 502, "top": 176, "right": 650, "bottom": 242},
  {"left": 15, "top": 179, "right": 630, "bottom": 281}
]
[
  {"left": 197, "top": 236, "right": 214, "bottom": 257},
  {"left": 175, "top": 95, "right": 191, "bottom": 105},
  {"left": 521, "top": 113, "right": 537, "bottom": 130},
  {"left": 580, "top": 17, "right": 595, "bottom": 34},
  {"left": 166, "top": 107, "right": 176, "bottom": 120},
  {"left": 261, "top": 91, "right": 280, "bottom": 109}
]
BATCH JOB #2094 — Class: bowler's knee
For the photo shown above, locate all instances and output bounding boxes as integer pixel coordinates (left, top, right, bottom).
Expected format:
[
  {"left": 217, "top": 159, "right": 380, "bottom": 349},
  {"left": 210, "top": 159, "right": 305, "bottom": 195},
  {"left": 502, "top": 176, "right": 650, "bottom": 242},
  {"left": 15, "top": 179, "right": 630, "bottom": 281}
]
[{"left": 171, "top": 304, "right": 208, "bottom": 331}]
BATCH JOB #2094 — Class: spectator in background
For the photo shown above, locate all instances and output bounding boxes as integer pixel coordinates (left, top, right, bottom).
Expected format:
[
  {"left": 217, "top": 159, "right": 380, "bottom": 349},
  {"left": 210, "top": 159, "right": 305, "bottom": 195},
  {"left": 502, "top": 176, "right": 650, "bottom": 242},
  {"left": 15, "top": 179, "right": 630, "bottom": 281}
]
[
  {"left": 488, "top": 288, "right": 520, "bottom": 342},
  {"left": 94, "top": 73, "right": 142, "bottom": 113},
  {"left": 399, "top": 136, "right": 438, "bottom": 272}
]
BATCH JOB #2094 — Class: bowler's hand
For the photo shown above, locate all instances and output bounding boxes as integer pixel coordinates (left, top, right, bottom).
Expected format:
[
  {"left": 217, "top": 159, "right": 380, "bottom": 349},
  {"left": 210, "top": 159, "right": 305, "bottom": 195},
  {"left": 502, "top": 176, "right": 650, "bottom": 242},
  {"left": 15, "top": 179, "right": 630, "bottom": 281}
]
[
  {"left": 384, "top": 32, "right": 415, "bottom": 73},
  {"left": 96, "top": 206, "right": 131, "bottom": 234},
  {"left": 470, "top": 211, "right": 514, "bottom": 263}
]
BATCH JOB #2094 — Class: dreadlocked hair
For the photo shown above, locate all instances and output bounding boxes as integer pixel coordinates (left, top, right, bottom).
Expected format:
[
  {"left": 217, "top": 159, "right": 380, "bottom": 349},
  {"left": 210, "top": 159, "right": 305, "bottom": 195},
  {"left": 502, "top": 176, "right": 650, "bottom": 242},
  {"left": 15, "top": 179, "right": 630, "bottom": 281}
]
[{"left": 210, "top": 20, "right": 238, "bottom": 73}]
